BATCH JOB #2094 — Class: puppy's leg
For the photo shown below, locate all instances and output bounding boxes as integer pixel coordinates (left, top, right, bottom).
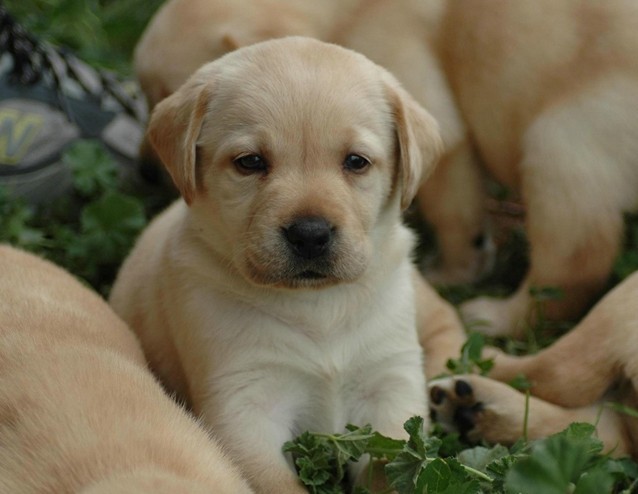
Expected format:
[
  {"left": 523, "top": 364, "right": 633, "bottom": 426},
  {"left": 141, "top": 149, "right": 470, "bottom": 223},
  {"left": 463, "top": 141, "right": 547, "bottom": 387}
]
[
  {"left": 484, "top": 272, "right": 638, "bottom": 409},
  {"left": 418, "top": 142, "right": 491, "bottom": 285},
  {"left": 460, "top": 198, "right": 621, "bottom": 338},
  {"left": 199, "top": 387, "right": 308, "bottom": 494},
  {"left": 461, "top": 78, "right": 638, "bottom": 336},
  {"left": 347, "top": 349, "right": 427, "bottom": 493},
  {"left": 429, "top": 375, "right": 631, "bottom": 456},
  {"left": 412, "top": 270, "right": 468, "bottom": 379}
]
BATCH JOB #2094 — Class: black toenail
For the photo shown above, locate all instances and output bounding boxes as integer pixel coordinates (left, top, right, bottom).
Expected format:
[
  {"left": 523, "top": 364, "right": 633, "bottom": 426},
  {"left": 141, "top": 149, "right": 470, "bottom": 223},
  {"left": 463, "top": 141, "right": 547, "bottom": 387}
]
[
  {"left": 430, "top": 386, "right": 446, "bottom": 405},
  {"left": 455, "top": 380, "right": 473, "bottom": 397}
]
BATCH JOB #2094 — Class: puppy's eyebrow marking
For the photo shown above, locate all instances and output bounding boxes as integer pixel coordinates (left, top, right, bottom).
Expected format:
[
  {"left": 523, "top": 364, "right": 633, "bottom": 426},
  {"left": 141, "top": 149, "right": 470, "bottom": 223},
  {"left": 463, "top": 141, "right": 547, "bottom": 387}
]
[
  {"left": 345, "top": 127, "right": 388, "bottom": 163},
  {"left": 214, "top": 132, "right": 267, "bottom": 163}
]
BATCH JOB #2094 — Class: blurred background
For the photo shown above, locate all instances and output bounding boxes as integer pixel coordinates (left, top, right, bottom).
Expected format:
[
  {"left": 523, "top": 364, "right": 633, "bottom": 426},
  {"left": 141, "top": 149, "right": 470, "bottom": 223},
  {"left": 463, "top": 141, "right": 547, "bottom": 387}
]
[{"left": 6, "top": 0, "right": 162, "bottom": 74}]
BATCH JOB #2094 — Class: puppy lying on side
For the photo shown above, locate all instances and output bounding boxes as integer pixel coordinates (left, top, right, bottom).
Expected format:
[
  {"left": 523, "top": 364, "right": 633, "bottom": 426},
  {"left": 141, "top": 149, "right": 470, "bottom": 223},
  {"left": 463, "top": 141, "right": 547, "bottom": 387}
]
[
  {"left": 430, "top": 271, "right": 638, "bottom": 458},
  {"left": 110, "top": 37, "right": 467, "bottom": 493},
  {"left": 0, "top": 245, "right": 253, "bottom": 494}
]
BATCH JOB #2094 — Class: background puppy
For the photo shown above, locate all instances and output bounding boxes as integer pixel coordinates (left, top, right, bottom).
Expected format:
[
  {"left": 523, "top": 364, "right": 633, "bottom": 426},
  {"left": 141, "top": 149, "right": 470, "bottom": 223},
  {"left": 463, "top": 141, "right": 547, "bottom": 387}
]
[
  {"left": 429, "top": 270, "right": 638, "bottom": 458},
  {"left": 110, "top": 37, "right": 448, "bottom": 493},
  {"left": 440, "top": 0, "right": 638, "bottom": 335},
  {"left": 0, "top": 245, "right": 252, "bottom": 494},
  {"left": 134, "top": 0, "right": 638, "bottom": 337}
]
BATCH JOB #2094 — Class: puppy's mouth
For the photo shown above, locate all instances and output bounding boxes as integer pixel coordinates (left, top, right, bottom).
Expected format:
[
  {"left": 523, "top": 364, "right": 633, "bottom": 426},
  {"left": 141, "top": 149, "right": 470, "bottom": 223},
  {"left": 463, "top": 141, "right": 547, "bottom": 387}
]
[
  {"left": 296, "top": 270, "right": 329, "bottom": 280},
  {"left": 244, "top": 257, "right": 341, "bottom": 289}
]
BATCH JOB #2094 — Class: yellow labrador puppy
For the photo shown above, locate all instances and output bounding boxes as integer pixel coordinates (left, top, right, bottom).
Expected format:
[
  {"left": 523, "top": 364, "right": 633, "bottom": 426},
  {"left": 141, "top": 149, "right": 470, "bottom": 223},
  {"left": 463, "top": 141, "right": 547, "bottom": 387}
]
[
  {"left": 0, "top": 245, "right": 253, "bottom": 494},
  {"left": 109, "top": 37, "right": 468, "bottom": 493},
  {"left": 429, "top": 271, "right": 638, "bottom": 458}
]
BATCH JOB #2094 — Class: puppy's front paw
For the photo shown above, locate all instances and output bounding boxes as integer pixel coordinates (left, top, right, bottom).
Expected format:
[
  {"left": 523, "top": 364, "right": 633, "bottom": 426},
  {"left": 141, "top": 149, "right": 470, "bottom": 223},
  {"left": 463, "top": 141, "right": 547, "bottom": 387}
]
[
  {"left": 429, "top": 376, "right": 485, "bottom": 442},
  {"left": 429, "top": 375, "right": 528, "bottom": 446}
]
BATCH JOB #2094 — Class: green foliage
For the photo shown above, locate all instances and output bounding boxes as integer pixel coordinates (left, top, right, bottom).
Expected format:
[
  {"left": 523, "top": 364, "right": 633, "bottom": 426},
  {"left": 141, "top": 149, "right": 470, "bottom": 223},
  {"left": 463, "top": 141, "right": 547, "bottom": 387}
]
[
  {"left": 0, "top": 140, "right": 163, "bottom": 295},
  {"left": 286, "top": 421, "right": 638, "bottom": 494},
  {"left": 6, "top": 0, "right": 163, "bottom": 73},
  {"left": 445, "top": 332, "right": 494, "bottom": 376}
]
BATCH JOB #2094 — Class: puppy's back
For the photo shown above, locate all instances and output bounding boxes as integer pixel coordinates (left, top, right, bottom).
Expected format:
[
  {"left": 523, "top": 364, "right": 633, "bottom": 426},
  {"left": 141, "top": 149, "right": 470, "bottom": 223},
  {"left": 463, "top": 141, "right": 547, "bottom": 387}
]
[{"left": 0, "top": 245, "right": 251, "bottom": 494}]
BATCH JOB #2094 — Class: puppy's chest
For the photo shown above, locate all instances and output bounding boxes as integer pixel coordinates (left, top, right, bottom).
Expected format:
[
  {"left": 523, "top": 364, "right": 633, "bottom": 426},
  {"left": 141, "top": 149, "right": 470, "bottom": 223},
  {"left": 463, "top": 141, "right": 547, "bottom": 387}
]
[
  {"left": 198, "top": 287, "right": 419, "bottom": 416},
  {"left": 208, "top": 294, "right": 412, "bottom": 374}
]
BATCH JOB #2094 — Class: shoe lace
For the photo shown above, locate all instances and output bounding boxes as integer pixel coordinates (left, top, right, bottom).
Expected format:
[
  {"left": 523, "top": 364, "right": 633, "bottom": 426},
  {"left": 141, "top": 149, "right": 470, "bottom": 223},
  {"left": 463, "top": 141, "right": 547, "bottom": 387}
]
[{"left": 0, "top": 5, "right": 144, "bottom": 122}]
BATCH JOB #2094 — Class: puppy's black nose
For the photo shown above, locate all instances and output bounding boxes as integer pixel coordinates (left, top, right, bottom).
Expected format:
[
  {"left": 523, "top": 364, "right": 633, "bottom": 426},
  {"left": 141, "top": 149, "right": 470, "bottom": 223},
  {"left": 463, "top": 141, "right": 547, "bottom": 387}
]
[{"left": 283, "top": 216, "right": 333, "bottom": 259}]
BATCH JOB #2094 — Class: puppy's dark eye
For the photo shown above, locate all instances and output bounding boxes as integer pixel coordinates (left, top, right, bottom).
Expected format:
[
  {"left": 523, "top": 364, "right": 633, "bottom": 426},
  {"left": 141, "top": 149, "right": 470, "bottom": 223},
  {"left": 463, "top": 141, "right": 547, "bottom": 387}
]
[
  {"left": 343, "top": 154, "right": 370, "bottom": 172},
  {"left": 234, "top": 154, "right": 268, "bottom": 174}
]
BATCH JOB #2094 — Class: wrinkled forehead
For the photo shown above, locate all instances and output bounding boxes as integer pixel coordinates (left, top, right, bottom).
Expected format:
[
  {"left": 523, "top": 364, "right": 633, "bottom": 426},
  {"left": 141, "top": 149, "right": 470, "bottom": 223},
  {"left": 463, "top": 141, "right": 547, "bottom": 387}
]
[{"left": 205, "top": 42, "right": 395, "bottom": 144}]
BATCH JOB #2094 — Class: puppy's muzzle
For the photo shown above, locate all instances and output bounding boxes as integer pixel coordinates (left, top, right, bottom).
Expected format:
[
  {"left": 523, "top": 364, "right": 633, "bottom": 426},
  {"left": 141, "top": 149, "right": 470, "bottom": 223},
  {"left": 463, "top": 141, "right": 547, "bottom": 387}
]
[{"left": 283, "top": 216, "right": 334, "bottom": 260}]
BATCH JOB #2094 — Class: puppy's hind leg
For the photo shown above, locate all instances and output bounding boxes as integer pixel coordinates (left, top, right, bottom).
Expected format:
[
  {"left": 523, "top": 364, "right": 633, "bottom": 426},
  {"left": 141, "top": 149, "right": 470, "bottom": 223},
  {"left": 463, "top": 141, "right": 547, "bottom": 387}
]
[
  {"left": 485, "top": 273, "right": 638, "bottom": 410},
  {"left": 462, "top": 78, "right": 638, "bottom": 336},
  {"left": 429, "top": 375, "right": 631, "bottom": 457}
]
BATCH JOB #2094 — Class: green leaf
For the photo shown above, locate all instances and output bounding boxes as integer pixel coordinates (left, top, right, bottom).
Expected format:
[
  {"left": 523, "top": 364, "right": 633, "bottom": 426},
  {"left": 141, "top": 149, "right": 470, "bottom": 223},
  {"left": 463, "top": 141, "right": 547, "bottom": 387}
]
[
  {"left": 446, "top": 332, "right": 494, "bottom": 376},
  {"left": 418, "top": 458, "right": 450, "bottom": 492},
  {"left": 505, "top": 426, "right": 597, "bottom": 494},
  {"left": 81, "top": 191, "right": 146, "bottom": 236},
  {"left": 385, "top": 450, "right": 427, "bottom": 494},
  {"left": 405, "top": 416, "right": 444, "bottom": 460},
  {"left": 284, "top": 432, "right": 345, "bottom": 493},
  {"left": 458, "top": 444, "right": 509, "bottom": 474},
  {"left": 573, "top": 465, "right": 614, "bottom": 494},
  {"left": 64, "top": 140, "right": 119, "bottom": 197},
  {"left": 605, "top": 401, "right": 638, "bottom": 419},
  {"left": 61, "top": 191, "right": 147, "bottom": 279},
  {"left": 416, "top": 458, "right": 482, "bottom": 494},
  {"left": 0, "top": 189, "right": 45, "bottom": 248},
  {"left": 508, "top": 374, "right": 532, "bottom": 392},
  {"left": 366, "top": 431, "right": 406, "bottom": 461}
]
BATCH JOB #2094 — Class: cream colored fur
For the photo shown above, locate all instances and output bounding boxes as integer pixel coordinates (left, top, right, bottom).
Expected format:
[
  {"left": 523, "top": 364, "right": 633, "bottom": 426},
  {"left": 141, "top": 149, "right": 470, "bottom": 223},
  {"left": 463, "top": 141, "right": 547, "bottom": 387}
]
[
  {"left": 0, "top": 245, "right": 253, "bottom": 494},
  {"left": 110, "top": 37, "right": 464, "bottom": 493}
]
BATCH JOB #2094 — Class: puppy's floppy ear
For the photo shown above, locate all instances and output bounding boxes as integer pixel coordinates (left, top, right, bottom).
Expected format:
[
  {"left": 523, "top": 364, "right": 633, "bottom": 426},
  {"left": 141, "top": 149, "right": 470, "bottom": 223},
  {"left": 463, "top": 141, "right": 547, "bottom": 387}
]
[
  {"left": 385, "top": 79, "right": 443, "bottom": 210},
  {"left": 147, "top": 74, "right": 214, "bottom": 204}
]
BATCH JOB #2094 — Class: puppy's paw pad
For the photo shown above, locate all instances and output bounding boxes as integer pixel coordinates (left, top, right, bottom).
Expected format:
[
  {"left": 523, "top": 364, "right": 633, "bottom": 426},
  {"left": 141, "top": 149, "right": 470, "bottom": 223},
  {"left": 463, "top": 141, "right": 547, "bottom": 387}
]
[{"left": 428, "top": 377, "right": 485, "bottom": 440}]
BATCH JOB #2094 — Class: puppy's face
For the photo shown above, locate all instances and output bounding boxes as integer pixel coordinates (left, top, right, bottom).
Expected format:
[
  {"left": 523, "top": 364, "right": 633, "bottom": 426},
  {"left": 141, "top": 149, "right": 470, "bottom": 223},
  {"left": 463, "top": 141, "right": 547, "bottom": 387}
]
[{"left": 149, "top": 37, "right": 441, "bottom": 289}]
